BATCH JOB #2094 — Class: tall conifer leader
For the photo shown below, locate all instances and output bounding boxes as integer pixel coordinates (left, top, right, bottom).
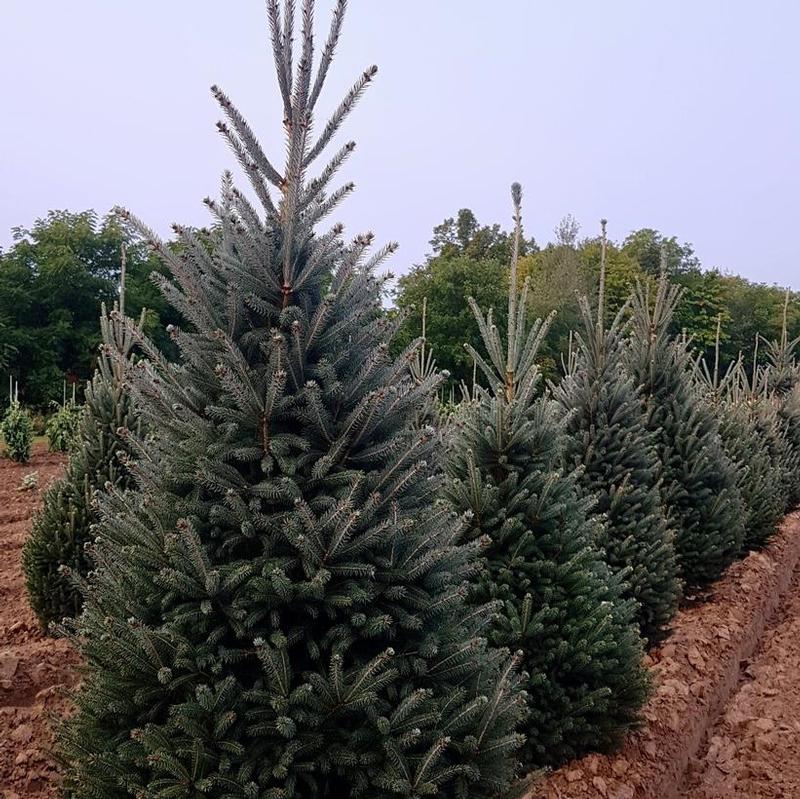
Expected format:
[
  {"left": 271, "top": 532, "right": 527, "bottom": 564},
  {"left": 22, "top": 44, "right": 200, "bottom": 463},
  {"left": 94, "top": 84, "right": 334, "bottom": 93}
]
[
  {"left": 447, "top": 186, "right": 648, "bottom": 768},
  {"left": 626, "top": 270, "right": 744, "bottom": 586},
  {"left": 554, "top": 221, "right": 680, "bottom": 643},
  {"left": 60, "top": 4, "right": 526, "bottom": 797}
]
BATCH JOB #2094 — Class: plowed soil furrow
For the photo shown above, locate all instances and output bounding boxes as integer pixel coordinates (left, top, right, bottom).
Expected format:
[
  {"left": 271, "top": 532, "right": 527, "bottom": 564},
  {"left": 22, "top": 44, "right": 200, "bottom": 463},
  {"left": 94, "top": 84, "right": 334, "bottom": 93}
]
[
  {"left": 683, "top": 558, "right": 800, "bottom": 798},
  {"left": 0, "top": 446, "right": 76, "bottom": 799}
]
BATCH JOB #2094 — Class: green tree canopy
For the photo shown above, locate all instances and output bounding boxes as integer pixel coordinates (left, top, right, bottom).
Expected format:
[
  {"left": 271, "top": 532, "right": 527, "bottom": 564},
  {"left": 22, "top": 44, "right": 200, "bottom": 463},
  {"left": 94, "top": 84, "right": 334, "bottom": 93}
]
[
  {"left": 394, "top": 255, "right": 509, "bottom": 387},
  {"left": 0, "top": 210, "right": 181, "bottom": 406}
]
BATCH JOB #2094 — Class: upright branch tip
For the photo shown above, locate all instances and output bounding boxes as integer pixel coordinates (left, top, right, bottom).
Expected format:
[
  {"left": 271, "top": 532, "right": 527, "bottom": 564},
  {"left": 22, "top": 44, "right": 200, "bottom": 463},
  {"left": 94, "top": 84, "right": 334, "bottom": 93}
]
[
  {"left": 596, "top": 218, "right": 608, "bottom": 340},
  {"left": 506, "top": 182, "right": 524, "bottom": 402}
]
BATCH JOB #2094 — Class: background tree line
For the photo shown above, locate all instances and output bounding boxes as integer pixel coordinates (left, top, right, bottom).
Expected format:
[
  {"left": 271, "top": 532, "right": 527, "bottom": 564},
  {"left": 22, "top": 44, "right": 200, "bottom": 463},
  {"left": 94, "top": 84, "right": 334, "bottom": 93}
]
[
  {"left": 393, "top": 208, "right": 800, "bottom": 387},
  {"left": 0, "top": 210, "right": 183, "bottom": 406},
  {"left": 1, "top": 206, "right": 797, "bottom": 407}
]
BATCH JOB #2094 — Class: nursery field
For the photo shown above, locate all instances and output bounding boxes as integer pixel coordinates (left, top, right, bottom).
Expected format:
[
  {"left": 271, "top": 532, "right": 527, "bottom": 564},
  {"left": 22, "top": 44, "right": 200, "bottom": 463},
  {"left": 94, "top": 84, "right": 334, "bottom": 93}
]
[
  {"left": 3, "top": 451, "right": 800, "bottom": 797},
  {"left": 3, "top": 2, "right": 800, "bottom": 797}
]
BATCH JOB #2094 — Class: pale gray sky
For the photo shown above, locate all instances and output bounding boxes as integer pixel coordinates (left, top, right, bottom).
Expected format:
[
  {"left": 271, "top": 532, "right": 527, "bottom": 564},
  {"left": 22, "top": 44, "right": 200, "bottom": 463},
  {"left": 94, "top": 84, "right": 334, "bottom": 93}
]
[{"left": 1, "top": 1, "right": 798, "bottom": 288}]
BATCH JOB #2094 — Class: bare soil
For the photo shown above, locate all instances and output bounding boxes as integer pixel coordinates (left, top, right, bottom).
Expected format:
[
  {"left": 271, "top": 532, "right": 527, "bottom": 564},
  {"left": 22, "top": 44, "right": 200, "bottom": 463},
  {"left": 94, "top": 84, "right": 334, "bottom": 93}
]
[
  {"left": 682, "top": 559, "right": 800, "bottom": 797},
  {"left": 0, "top": 445, "right": 77, "bottom": 799}
]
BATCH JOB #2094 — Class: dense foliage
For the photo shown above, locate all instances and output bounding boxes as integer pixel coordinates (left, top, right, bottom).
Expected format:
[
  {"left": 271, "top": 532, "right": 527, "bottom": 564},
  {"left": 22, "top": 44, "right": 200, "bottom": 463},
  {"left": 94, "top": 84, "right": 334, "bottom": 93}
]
[
  {"left": 3, "top": 207, "right": 796, "bottom": 409},
  {"left": 58, "top": 4, "right": 527, "bottom": 798},
  {"left": 0, "top": 211, "right": 181, "bottom": 407},
  {"left": 1, "top": 399, "right": 33, "bottom": 462},
  {"left": 23, "top": 308, "right": 141, "bottom": 629},
  {"left": 9, "top": 3, "right": 800, "bottom": 790},
  {"left": 763, "top": 318, "right": 800, "bottom": 508},
  {"left": 446, "top": 187, "right": 649, "bottom": 767},
  {"left": 694, "top": 352, "right": 786, "bottom": 552},
  {"left": 554, "top": 226, "right": 680, "bottom": 642},
  {"left": 45, "top": 399, "right": 82, "bottom": 452},
  {"left": 626, "top": 275, "right": 744, "bottom": 586}
]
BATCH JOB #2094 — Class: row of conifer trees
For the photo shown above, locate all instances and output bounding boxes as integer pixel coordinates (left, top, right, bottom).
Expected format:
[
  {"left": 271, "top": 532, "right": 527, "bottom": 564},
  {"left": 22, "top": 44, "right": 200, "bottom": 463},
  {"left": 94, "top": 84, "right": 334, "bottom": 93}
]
[{"left": 21, "top": 2, "right": 800, "bottom": 796}]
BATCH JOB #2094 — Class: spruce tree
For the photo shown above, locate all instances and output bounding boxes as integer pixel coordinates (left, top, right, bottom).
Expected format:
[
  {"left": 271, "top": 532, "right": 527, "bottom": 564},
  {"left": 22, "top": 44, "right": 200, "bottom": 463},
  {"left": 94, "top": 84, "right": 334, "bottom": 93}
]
[
  {"left": 762, "top": 295, "right": 800, "bottom": 507},
  {"left": 695, "top": 338, "right": 784, "bottom": 552},
  {"left": 59, "top": 4, "right": 526, "bottom": 797},
  {"left": 626, "top": 269, "right": 744, "bottom": 586},
  {"left": 23, "top": 306, "right": 142, "bottom": 629},
  {"left": 782, "top": 381, "right": 800, "bottom": 507},
  {"left": 751, "top": 375, "right": 798, "bottom": 515},
  {"left": 554, "top": 221, "right": 679, "bottom": 644},
  {"left": 763, "top": 290, "right": 799, "bottom": 398},
  {"left": 446, "top": 186, "right": 648, "bottom": 768}
]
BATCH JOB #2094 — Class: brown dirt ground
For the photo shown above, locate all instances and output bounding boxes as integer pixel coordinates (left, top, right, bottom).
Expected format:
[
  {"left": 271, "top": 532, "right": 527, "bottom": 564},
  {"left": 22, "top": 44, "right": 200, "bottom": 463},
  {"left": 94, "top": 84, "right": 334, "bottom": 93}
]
[
  {"left": 0, "top": 445, "right": 77, "bottom": 799},
  {"left": 682, "top": 558, "right": 800, "bottom": 798}
]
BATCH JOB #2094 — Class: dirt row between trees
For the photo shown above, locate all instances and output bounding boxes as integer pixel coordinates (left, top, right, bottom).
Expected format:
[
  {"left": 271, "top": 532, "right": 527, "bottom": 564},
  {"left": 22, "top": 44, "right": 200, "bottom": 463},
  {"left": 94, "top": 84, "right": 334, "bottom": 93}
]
[
  {"left": 1, "top": 448, "right": 799, "bottom": 798},
  {"left": 682, "top": 549, "right": 800, "bottom": 797},
  {"left": 0, "top": 446, "right": 76, "bottom": 799}
]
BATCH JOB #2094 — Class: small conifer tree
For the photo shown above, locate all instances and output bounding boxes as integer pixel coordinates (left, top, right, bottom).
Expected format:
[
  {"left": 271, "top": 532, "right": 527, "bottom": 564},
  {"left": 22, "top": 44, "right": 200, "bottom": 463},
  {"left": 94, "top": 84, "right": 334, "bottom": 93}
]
[
  {"left": 1, "top": 393, "right": 33, "bottom": 463},
  {"left": 446, "top": 185, "right": 648, "bottom": 768},
  {"left": 554, "top": 220, "right": 680, "bottom": 643},
  {"left": 782, "top": 383, "right": 800, "bottom": 509},
  {"left": 626, "top": 268, "right": 744, "bottom": 586},
  {"left": 45, "top": 394, "right": 82, "bottom": 452},
  {"left": 23, "top": 306, "right": 142, "bottom": 629},
  {"left": 59, "top": 4, "right": 525, "bottom": 797},
  {"left": 763, "top": 290, "right": 799, "bottom": 398}
]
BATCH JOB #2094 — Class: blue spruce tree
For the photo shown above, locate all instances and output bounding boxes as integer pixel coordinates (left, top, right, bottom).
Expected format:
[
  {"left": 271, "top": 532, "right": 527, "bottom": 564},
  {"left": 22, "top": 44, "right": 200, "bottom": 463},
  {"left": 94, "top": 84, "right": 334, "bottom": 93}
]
[
  {"left": 23, "top": 305, "right": 142, "bottom": 629},
  {"left": 626, "top": 267, "right": 744, "bottom": 586},
  {"left": 59, "top": 3, "right": 526, "bottom": 797},
  {"left": 554, "top": 221, "right": 680, "bottom": 643},
  {"left": 446, "top": 186, "right": 649, "bottom": 768},
  {"left": 694, "top": 329, "right": 785, "bottom": 552},
  {"left": 762, "top": 296, "right": 800, "bottom": 508}
]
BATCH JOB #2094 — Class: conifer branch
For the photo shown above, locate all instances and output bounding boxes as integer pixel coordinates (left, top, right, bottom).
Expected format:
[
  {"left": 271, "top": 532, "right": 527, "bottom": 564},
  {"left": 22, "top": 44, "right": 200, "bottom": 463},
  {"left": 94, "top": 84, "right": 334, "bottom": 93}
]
[
  {"left": 713, "top": 313, "right": 722, "bottom": 391},
  {"left": 282, "top": 0, "right": 296, "bottom": 108},
  {"left": 292, "top": 0, "right": 315, "bottom": 117},
  {"left": 596, "top": 218, "right": 607, "bottom": 344},
  {"left": 506, "top": 182, "right": 523, "bottom": 402},
  {"left": 266, "top": 0, "right": 293, "bottom": 119},
  {"left": 309, "top": 0, "right": 347, "bottom": 111},
  {"left": 212, "top": 87, "right": 284, "bottom": 188},
  {"left": 304, "top": 65, "right": 377, "bottom": 167}
]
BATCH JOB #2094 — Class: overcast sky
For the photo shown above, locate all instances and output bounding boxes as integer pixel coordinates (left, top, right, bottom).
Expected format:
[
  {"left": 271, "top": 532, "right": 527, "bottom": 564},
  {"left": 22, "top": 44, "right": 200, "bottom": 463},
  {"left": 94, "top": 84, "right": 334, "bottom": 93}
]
[{"left": 1, "top": 1, "right": 798, "bottom": 289}]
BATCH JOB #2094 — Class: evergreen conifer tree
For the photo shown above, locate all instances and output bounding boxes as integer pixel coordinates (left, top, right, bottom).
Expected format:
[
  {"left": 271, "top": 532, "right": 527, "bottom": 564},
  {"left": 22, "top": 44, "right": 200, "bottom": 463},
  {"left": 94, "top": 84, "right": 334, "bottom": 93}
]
[
  {"left": 1, "top": 393, "right": 33, "bottom": 463},
  {"left": 59, "top": 4, "right": 526, "bottom": 797},
  {"left": 751, "top": 379, "right": 798, "bottom": 514},
  {"left": 23, "top": 306, "right": 142, "bottom": 629},
  {"left": 763, "top": 290, "right": 799, "bottom": 398},
  {"left": 694, "top": 335, "right": 785, "bottom": 552},
  {"left": 782, "top": 381, "right": 800, "bottom": 506},
  {"left": 762, "top": 296, "right": 800, "bottom": 507},
  {"left": 446, "top": 186, "right": 648, "bottom": 768},
  {"left": 554, "top": 220, "right": 679, "bottom": 643},
  {"left": 626, "top": 268, "right": 744, "bottom": 586}
]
